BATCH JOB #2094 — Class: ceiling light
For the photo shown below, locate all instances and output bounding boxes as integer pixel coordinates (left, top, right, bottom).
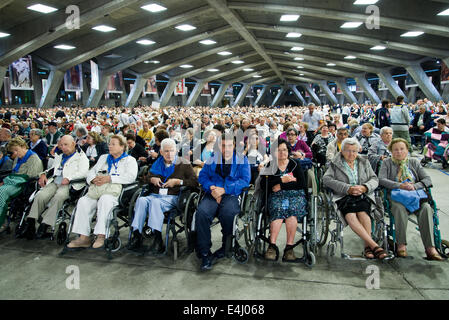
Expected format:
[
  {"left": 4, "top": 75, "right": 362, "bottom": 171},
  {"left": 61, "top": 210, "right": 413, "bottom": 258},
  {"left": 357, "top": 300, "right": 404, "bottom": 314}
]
[
  {"left": 253, "top": 75, "right": 262, "bottom": 78},
  {"left": 341, "top": 22, "right": 363, "bottom": 28},
  {"left": 371, "top": 45, "right": 386, "bottom": 50},
  {"left": 286, "top": 32, "right": 302, "bottom": 38},
  {"left": 92, "top": 25, "right": 116, "bottom": 32},
  {"left": 437, "top": 8, "right": 449, "bottom": 16},
  {"left": 54, "top": 45, "right": 75, "bottom": 50},
  {"left": 180, "top": 65, "right": 193, "bottom": 68},
  {"left": 294, "top": 57, "right": 304, "bottom": 61},
  {"left": 218, "top": 51, "right": 232, "bottom": 56},
  {"left": 0, "top": 32, "right": 11, "bottom": 38},
  {"left": 327, "top": 63, "right": 336, "bottom": 66},
  {"left": 401, "top": 31, "right": 424, "bottom": 37},
  {"left": 199, "top": 39, "right": 216, "bottom": 45},
  {"left": 231, "top": 60, "right": 244, "bottom": 64},
  {"left": 280, "top": 15, "right": 299, "bottom": 22},
  {"left": 291, "top": 47, "right": 304, "bottom": 51},
  {"left": 141, "top": 4, "right": 167, "bottom": 12},
  {"left": 144, "top": 60, "right": 159, "bottom": 64},
  {"left": 176, "top": 24, "right": 196, "bottom": 31},
  {"left": 243, "top": 68, "right": 254, "bottom": 72},
  {"left": 105, "top": 54, "right": 122, "bottom": 58},
  {"left": 144, "top": 61, "right": 151, "bottom": 64},
  {"left": 344, "top": 55, "right": 356, "bottom": 59},
  {"left": 297, "top": 66, "right": 304, "bottom": 69},
  {"left": 354, "top": 0, "right": 379, "bottom": 4},
  {"left": 137, "top": 39, "right": 155, "bottom": 45},
  {"left": 27, "top": 4, "right": 58, "bottom": 13},
  {"left": 207, "top": 69, "right": 219, "bottom": 72},
  {"left": 299, "top": 73, "right": 304, "bottom": 76}
]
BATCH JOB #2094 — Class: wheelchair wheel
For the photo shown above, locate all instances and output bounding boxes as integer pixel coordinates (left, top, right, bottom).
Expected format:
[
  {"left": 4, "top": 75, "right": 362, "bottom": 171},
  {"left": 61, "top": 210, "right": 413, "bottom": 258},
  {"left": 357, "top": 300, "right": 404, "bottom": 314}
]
[
  {"left": 183, "top": 192, "right": 199, "bottom": 251},
  {"left": 244, "top": 195, "right": 259, "bottom": 249},
  {"left": 327, "top": 242, "right": 336, "bottom": 257},
  {"left": 111, "top": 237, "right": 122, "bottom": 253},
  {"left": 56, "top": 222, "right": 67, "bottom": 245},
  {"left": 127, "top": 188, "right": 143, "bottom": 226},
  {"left": 254, "top": 210, "right": 270, "bottom": 258},
  {"left": 234, "top": 247, "right": 249, "bottom": 264},
  {"left": 441, "top": 239, "right": 449, "bottom": 256},
  {"left": 312, "top": 192, "right": 329, "bottom": 250}
]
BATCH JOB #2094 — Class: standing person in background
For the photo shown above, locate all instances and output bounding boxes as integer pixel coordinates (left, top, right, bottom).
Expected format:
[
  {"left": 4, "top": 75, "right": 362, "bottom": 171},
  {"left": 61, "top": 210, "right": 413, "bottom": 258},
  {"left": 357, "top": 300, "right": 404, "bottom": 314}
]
[
  {"left": 374, "top": 100, "right": 391, "bottom": 129},
  {"left": 302, "top": 103, "right": 323, "bottom": 146},
  {"left": 390, "top": 96, "right": 411, "bottom": 146}
]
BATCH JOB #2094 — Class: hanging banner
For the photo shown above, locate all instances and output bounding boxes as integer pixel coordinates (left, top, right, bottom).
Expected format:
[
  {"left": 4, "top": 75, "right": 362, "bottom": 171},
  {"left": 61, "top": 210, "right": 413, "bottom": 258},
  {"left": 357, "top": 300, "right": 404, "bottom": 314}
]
[
  {"left": 90, "top": 60, "right": 99, "bottom": 90},
  {"left": 64, "top": 64, "right": 83, "bottom": 92},
  {"left": 9, "top": 56, "right": 33, "bottom": 90},
  {"left": 224, "top": 85, "right": 233, "bottom": 97},
  {"left": 201, "top": 83, "right": 211, "bottom": 96},
  {"left": 441, "top": 61, "right": 449, "bottom": 84},
  {"left": 378, "top": 79, "right": 388, "bottom": 91},
  {"left": 106, "top": 71, "right": 124, "bottom": 94},
  {"left": 143, "top": 76, "right": 157, "bottom": 95},
  {"left": 174, "top": 79, "right": 186, "bottom": 95},
  {"left": 246, "top": 86, "right": 254, "bottom": 98}
]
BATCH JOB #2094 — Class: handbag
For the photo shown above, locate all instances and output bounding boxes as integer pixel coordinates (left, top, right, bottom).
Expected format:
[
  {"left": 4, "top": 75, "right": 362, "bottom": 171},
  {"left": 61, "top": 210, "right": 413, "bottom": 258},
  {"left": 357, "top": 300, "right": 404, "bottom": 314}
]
[
  {"left": 87, "top": 171, "right": 122, "bottom": 200},
  {"left": 390, "top": 189, "right": 428, "bottom": 213},
  {"left": 336, "top": 194, "right": 367, "bottom": 212}
]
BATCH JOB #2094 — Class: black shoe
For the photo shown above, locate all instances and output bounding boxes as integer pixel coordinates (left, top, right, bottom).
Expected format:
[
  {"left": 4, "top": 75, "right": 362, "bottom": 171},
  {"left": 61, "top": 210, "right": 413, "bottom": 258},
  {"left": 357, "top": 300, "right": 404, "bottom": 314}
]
[
  {"left": 200, "top": 253, "right": 213, "bottom": 271},
  {"left": 127, "top": 230, "right": 143, "bottom": 251},
  {"left": 36, "top": 223, "right": 50, "bottom": 239},
  {"left": 421, "top": 157, "right": 430, "bottom": 165},
  {"left": 150, "top": 231, "right": 165, "bottom": 254},
  {"left": 211, "top": 247, "right": 226, "bottom": 265},
  {"left": 24, "top": 218, "right": 36, "bottom": 240}
]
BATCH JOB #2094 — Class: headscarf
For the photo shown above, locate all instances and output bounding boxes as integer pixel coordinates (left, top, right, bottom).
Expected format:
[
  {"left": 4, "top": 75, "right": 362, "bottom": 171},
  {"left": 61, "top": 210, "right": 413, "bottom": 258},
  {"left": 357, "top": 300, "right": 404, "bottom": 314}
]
[{"left": 392, "top": 156, "right": 414, "bottom": 183}]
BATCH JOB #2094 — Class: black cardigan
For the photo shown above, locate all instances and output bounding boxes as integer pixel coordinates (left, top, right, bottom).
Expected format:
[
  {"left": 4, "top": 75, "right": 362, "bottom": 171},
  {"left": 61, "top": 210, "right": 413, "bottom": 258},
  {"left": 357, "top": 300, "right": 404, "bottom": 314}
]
[{"left": 260, "top": 159, "right": 307, "bottom": 196}]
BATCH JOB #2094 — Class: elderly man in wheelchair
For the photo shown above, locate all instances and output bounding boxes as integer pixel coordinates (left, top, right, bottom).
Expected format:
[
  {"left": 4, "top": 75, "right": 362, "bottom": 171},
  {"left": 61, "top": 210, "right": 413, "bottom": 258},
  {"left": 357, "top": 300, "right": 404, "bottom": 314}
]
[
  {"left": 126, "top": 138, "right": 198, "bottom": 254},
  {"left": 196, "top": 133, "right": 251, "bottom": 271}
]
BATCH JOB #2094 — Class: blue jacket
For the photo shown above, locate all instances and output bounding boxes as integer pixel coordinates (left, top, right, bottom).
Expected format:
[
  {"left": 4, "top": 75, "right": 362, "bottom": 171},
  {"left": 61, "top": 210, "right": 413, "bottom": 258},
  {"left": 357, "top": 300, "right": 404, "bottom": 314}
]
[{"left": 199, "top": 152, "right": 251, "bottom": 196}]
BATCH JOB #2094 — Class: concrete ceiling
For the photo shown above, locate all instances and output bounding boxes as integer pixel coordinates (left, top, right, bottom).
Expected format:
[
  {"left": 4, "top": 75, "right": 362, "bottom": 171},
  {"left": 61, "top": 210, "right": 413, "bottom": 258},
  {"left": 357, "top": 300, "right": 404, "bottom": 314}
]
[{"left": 0, "top": 0, "right": 448, "bottom": 86}]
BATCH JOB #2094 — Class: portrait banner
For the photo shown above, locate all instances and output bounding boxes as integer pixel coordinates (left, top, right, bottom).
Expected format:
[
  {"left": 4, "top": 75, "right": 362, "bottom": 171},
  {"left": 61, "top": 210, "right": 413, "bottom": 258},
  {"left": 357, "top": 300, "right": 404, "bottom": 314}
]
[{"left": 9, "top": 56, "right": 33, "bottom": 90}]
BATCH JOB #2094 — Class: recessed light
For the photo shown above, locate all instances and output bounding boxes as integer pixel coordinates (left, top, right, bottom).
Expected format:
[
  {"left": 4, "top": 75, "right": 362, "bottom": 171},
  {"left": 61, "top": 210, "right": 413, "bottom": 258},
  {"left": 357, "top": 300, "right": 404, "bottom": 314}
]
[
  {"left": 286, "top": 32, "right": 302, "bottom": 38},
  {"left": 207, "top": 69, "right": 219, "bottom": 72},
  {"left": 180, "top": 65, "right": 193, "bottom": 68},
  {"left": 327, "top": 63, "right": 336, "bottom": 66},
  {"left": 280, "top": 15, "right": 300, "bottom": 22},
  {"left": 291, "top": 47, "right": 304, "bottom": 51},
  {"left": 92, "top": 25, "right": 116, "bottom": 32},
  {"left": 199, "top": 39, "right": 216, "bottom": 45},
  {"left": 54, "top": 45, "right": 75, "bottom": 50},
  {"left": 354, "top": 0, "right": 379, "bottom": 4},
  {"left": 243, "top": 68, "right": 254, "bottom": 72},
  {"left": 141, "top": 4, "right": 167, "bottom": 12},
  {"left": 176, "top": 24, "right": 196, "bottom": 31},
  {"left": 105, "top": 54, "right": 122, "bottom": 58},
  {"left": 299, "top": 73, "right": 304, "bottom": 76},
  {"left": 294, "top": 57, "right": 304, "bottom": 61},
  {"left": 231, "top": 60, "right": 244, "bottom": 64},
  {"left": 341, "top": 22, "right": 363, "bottom": 28},
  {"left": 344, "top": 55, "right": 356, "bottom": 59},
  {"left": 0, "top": 32, "right": 10, "bottom": 38},
  {"left": 137, "top": 39, "right": 155, "bottom": 45},
  {"left": 371, "top": 45, "right": 386, "bottom": 50},
  {"left": 437, "top": 8, "right": 449, "bottom": 16},
  {"left": 144, "top": 61, "right": 151, "bottom": 64},
  {"left": 144, "top": 60, "right": 159, "bottom": 64},
  {"left": 401, "top": 31, "right": 424, "bottom": 37},
  {"left": 297, "top": 66, "right": 304, "bottom": 69},
  {"left": 253, "top": 75, "right": 262, "bottom": 78},
  {"left": 218, "top": 51, "right": 232, "bottom": 56},
  {"left": 27, "top": 4, "right": 58, "bottom": 13}
]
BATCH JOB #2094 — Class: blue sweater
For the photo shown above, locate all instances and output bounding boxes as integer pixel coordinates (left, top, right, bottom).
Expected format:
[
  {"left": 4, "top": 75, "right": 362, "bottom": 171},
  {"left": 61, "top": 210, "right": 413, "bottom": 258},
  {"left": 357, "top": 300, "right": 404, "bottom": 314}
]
[{"left": 198, "top": 153, "right": 251, "bottom": 196}]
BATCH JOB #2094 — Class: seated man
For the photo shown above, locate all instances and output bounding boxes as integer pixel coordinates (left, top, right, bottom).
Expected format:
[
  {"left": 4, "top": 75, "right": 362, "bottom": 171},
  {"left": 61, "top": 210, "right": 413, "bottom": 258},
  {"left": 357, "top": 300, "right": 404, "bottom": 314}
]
[
  {"left": 127, "top": 138, "right": 198, "bottom": 253},
  {"left": 410, "top": 104, "right": 433, "bottom": 136},
  {"left": 126, "top": 134, "right": 148, "bottom": 161},
  {"left": 20, "top": 135, "right": 89, "bottom": 239},
  {"left": 196, "top": 133, "right": 251, "bottom": 271}
]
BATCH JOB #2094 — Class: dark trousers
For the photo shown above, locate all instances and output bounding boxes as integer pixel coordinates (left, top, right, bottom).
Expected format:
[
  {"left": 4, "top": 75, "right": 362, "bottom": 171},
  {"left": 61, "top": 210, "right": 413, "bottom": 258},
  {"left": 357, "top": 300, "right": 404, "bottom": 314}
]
[
  {"left": 306, "top": 131, "right": 315, "bottom": 146},
  {"left": 342, "top": 114, "right": 349, "bottom": 125},
  {"left": 195, "top": 193, "right": 240, "bottom": 256}
]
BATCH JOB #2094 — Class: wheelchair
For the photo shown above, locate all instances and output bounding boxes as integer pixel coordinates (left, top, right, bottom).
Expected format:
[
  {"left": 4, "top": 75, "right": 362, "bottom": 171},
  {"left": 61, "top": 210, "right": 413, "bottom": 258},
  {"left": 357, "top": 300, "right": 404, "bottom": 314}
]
[
  {"left": 184, "top": 185, "right": 253, "bottom": 264},
  {"left": 382, "top": 186, "right": 449, "bottom": 259},
  {"left": 59, "top": 182, "right": 140, "bottom": 260},
  {"left": 126, "top": 185, "right": 200, "bottom": 261}
]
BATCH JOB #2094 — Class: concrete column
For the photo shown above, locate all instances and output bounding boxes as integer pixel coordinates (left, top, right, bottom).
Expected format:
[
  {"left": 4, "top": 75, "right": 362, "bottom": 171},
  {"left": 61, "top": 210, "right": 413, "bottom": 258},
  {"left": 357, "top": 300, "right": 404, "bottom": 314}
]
[
  {"left": 377, "top": 71, "right": 407, "bottom": 102},
  {"left": 441, "top": 83, "right": 449, "bottom": 103},
  {"left": 0, "top": 66, "right": 6, "bottom": 92},
  {"left": 407, "top": 87, "right": 417, "bottom": 103},
  {"left": 125, "top": 76, "right": 146, "bottom": 108},
  {"left": 32, "top": 61, "right": 43, "bottom": 107},
  {"left": 290, "top": 85, "right": 306, "bottom": 105},
  {"left": 254, "top": 85, "right": 271, "bottom": 106},
  {"left": 405, "top": 64, "right": 442, "bottom": 102},
  {"left": 211, "top": 82, "right": 231, "bottom": 108},
  {"left": 159, "top": 79, "right": 178, "bottom": 107},
  {"left": 87, "top": 74, "right": 109, "bottom": 108},
  {"left": 82, "top": 74, "right": 89, "bottom": 106},
  {"left": 120, "top": 88, "right": 128, "bottom": 107},
  {"left": 338, "top": 92, "right": 345, "bottom": 105},
  {"left": 355, "top": 75, "right": 380, "bottom": 104},
  {"left": 318, "top": 81, "right": 338, "bottom": 105},
  {"left": 233, "top": 83, "right": 250, "bottom": 107},
  {"left": 303, "top": 84, "right": 321, "bottom": 105},
  {"left": 271, "top": 86, "right": 286, "bottom": 106},
  {"left": 335, "top": 78, "right": 357, "bottom": 104},
  {"left": 186, "top": 80, "right": 206, "bottom": 107},
  {"left": 39, "top": 69, "right": 64, "bottom": 108}
]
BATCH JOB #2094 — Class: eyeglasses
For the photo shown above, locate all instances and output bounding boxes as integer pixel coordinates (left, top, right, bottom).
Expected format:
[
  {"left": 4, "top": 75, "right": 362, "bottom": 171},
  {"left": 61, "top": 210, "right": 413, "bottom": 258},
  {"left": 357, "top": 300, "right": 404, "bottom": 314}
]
[{"left": 287, "top": 133, "right": 297, "bottom": 136}]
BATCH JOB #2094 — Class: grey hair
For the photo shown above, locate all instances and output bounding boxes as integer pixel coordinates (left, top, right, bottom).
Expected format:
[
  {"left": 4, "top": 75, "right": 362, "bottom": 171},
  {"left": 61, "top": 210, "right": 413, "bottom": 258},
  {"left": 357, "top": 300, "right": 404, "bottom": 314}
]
[
  {"left": 160, "top": 138, "right": 177, "bottom": 151},
  {"left": 307, "top": 103, "right": 315, "bottom": 107},
  {"left": 30, "top": 128, "right": 43, "bottom": 137},
  {"left": 341, "top": 137, "right": 361, "bottom": 152},
  {"left": 380, "top": 126, "right": 393, "bottom": 136},
  {"left": 76, "top": 126, "right": 88, "bottom": 136}
]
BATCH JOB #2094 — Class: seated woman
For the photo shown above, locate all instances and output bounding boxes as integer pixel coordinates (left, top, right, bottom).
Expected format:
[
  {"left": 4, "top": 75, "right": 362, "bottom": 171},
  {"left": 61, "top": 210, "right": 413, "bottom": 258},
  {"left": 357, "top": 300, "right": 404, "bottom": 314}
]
[
  {"left": 82, "top": 131, "right": 109, "bottom": 168},
  {"left": 126, "top": 134, "right": 148, "bottom": 161},
  {"left": 243, "top": 132, "right": 269, "bottom": 185},
  {"left": 285, "top": 128, "right": 312, "bottom": 160},
  {"left": 326, "top": 127, "right": 349, "bottom": 164},
  {"left": 192, "top": 129, "right": 218, "bottom": 175},
  {"left": 355, "top": 123, "right": 380, "bottom": 155},
  {"left": 421, "top": 118, "right": 449, "bottom": 168},
  {"left": 28, "top": 128, "right": 48, "bottom": 162},
  {"left": 67, "top": 135, "right": 138, "bottom": 250},
  {"left": 368, "top": 126, "right": 393, "bottom": 173},
  {"left": 0, "top": 146, "right": 13, "bottom": 174},
  {"left": 311, "top": 123, "right": 335, "bottom": 165},
  {"left": 260, "top": 139, "right": 308, "bottom": 262},
  {"left": 323, "top": 137, "right": 387, "bottom": 260},
  {"left": 127, "top": 138, "right": 198, "bottom": 253},
  {"left": 379, "top": 138, "right": 443, "bottom": 260},
  {"left": 0, "top": 137, "right": 43, "bottom": 233}
]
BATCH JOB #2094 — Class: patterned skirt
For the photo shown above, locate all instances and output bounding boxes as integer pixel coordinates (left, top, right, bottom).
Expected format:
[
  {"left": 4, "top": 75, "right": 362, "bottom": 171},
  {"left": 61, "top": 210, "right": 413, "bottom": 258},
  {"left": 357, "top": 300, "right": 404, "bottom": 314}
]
[{"left": 268, "top": 189, "right": 307, "bottom": 222}]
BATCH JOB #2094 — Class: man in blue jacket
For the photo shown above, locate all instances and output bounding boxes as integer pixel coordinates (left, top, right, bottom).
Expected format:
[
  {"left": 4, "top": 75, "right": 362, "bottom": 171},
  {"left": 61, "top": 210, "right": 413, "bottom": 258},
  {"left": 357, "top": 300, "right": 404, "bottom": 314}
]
[{"left": 196, "top": 133, "right": 251, "bottom": 271}]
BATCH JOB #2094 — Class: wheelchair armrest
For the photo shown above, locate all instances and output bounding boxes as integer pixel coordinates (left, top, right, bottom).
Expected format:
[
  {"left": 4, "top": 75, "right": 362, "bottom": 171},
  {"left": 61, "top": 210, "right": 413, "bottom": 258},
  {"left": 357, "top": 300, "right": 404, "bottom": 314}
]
[
  {"left": 69, "top": 178, "right": 86, "bottom": 185},
  {"left": 122, "top": 182, "right": 139, "bottom": 191}
]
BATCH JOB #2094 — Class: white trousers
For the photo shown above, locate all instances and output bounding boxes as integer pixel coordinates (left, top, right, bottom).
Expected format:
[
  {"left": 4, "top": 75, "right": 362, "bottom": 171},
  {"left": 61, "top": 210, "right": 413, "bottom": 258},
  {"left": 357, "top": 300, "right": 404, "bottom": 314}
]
[{"left": 71, "top": 194, "right": 119, "bottom": 236}]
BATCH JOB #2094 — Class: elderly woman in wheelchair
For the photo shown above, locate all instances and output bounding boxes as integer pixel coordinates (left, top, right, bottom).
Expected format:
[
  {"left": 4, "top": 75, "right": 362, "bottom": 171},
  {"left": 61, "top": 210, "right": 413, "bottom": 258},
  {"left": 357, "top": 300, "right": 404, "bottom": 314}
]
[
  {"left": 260, "top": 139, "right": 308, "bottom": 262},
  {"left": 66, "top": 135, "right": 138, "bottom": 250},
  {"left": 127, "top": 138, "right": 198, "bottom": 253},
  {"left": 323, "top": 137, "right": 387, "bottom": 260},
  {"left": 379, "top": 138, "right": 443, "bottom": 261}
]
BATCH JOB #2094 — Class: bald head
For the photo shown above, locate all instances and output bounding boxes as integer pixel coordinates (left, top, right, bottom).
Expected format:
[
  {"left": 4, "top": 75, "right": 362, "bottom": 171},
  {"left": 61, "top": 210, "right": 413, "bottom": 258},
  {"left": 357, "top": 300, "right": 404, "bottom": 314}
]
[{"left": 59, "top": 135, "right": 76, "bottom": 155}]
